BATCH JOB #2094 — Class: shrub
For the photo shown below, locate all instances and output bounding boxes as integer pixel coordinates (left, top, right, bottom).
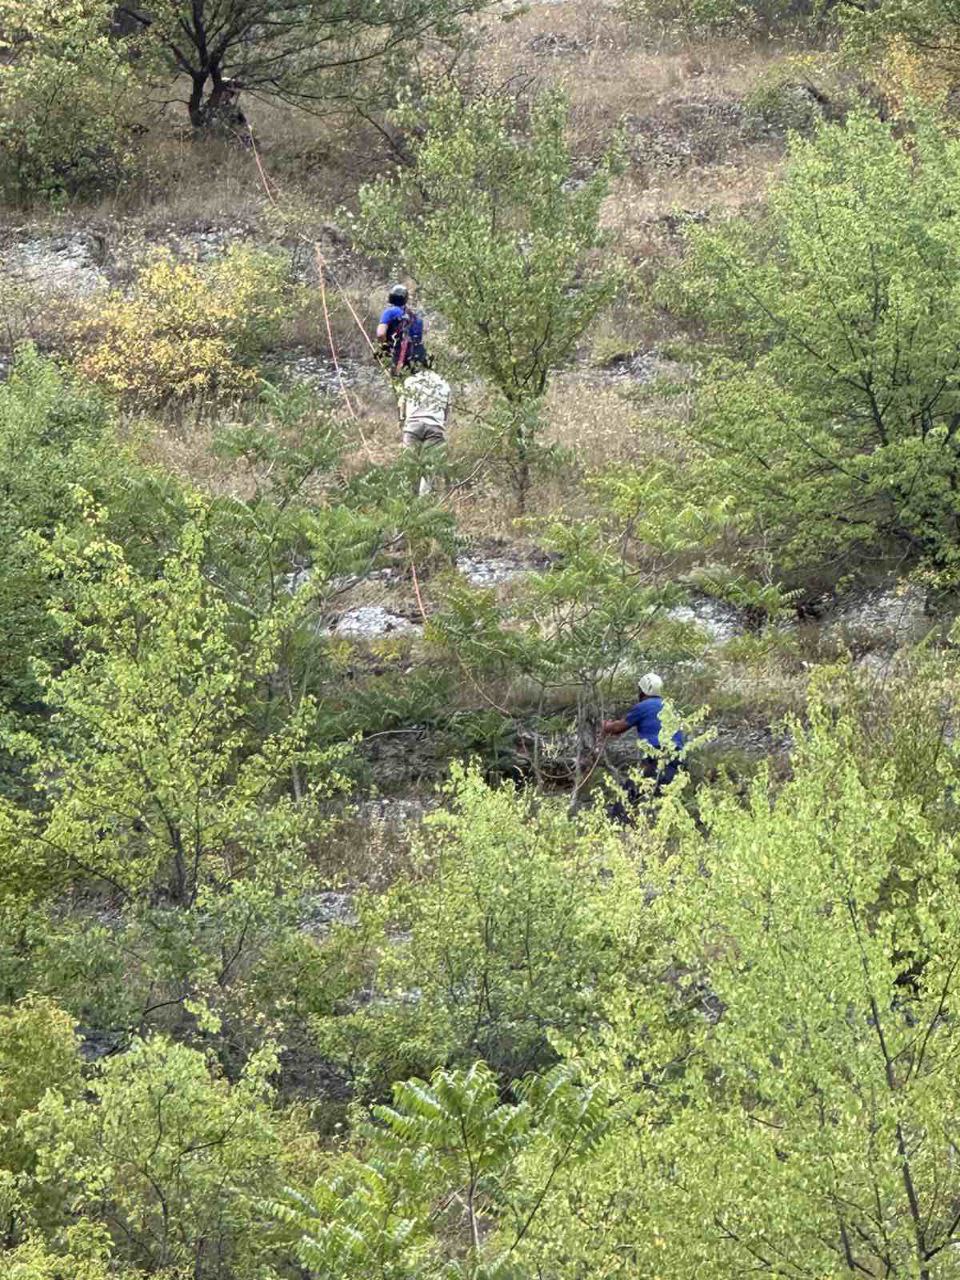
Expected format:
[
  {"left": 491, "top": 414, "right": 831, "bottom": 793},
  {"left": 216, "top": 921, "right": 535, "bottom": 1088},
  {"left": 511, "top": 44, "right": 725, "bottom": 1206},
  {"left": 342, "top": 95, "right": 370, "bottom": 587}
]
[
  {"left": 0, "top": 1232, "right": 115, "bottom": 1280},
  {"left": 277, "top": 1061, "right": 606, "bottom": 1280},
  {"left": 620, "top": 0, "right": 747, "bottom": 34},
  {"left": 842, "top": 0, "right": 960, "bottom": 103},
  {"left": 0, "top": 2, "right": 140, "bottom": 201},
  {"left": 0, "top": 999, "right": 82, "bottom": 1175},
  {"left": 663, "top": 112, "right": 960, "bottom": 580},
  {"left": 876, "top": 33, "right": 956, "bottom": 113},
  {"left": 0, "top": 998, "right": 84, "bottom": 1252},
  {"left": 20, "top": 1038, "right": 308, "bottom": 1279},
  {"left": 313, "top": 768, "right": 666, "bottom": 1087},
  {"left": 76, "top": 246, "right": 293, "bottom": 407},
  {"left": 743, "top": 64, "right": 831, "bottom": 134}
]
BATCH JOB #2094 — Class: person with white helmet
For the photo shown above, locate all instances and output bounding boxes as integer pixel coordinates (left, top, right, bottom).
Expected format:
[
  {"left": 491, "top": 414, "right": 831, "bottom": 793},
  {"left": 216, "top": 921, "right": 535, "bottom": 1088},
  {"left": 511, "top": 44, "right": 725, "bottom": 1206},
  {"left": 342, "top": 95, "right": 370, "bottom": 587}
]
[{"left": 601, "top": 671, "right": 686, "bottom": 797}]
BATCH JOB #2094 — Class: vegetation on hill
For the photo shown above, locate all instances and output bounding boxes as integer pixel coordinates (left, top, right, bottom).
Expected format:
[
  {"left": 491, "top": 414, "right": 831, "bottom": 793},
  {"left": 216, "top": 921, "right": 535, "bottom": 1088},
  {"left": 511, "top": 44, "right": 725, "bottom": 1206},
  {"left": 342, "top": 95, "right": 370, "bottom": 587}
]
[{"left": 4, "top": 0, "right": 960, "bottom": 1276}]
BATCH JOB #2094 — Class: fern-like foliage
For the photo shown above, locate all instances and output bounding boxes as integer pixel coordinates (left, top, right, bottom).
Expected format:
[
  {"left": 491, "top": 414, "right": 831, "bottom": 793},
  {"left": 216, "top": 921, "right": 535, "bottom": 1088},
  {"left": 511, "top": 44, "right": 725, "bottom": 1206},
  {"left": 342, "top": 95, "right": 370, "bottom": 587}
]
[{"left": 271, "top": 1060, "right": 607, "bottom": 1279}]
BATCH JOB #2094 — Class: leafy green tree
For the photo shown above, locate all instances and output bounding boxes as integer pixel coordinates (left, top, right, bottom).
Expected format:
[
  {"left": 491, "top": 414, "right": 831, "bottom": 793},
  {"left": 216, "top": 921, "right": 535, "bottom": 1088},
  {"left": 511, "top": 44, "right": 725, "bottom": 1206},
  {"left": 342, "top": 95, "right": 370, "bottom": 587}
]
[
  {"left": 21, "top": 1037, "right": 312, "bottom": 1279},
  {"left": 0, "top": 380, "right": 458, "bottom": 1047},
  {"left": 4, "top": 498, "right": 346, "bottom": 907},
  {"left": 666, "top": 112, "right": 960, "bottom": 580},
  {"left": 0, "top": 1, "right": 139, "bottom": 199},
  {"left": 357, "top": 86, "right": 617, "bottom": 510},
  {"left": 313, "top": 767, "right": 666, "bottom": 1085},
  {"left": 0, "top": 349, "right": 184, "bottom": 777},
  {"left": 113, "top": 0, "right": 487, "bottom": 129},
  {"left": 0, "top": 494, "right": 354, "bottom": 1059},
  {"left": 524, "top": 670, "right": 960, "bottom": 1279},
  {"left": 276, "top": 1060, "right": 606, "bottom": 1279}
]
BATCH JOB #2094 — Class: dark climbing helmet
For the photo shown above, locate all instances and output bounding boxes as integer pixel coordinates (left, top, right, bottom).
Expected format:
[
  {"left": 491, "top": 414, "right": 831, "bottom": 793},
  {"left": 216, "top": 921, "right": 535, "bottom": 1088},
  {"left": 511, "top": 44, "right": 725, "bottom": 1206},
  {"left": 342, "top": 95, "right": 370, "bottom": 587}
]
[{"left": 388, "top": 283, "right": 409, "bottom": 306}]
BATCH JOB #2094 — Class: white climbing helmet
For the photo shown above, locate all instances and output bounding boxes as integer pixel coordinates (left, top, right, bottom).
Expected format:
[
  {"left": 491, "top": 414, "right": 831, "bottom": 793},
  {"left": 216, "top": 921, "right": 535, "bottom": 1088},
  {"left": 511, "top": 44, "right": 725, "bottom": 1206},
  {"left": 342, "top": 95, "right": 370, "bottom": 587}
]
[{"left": 638, "top": 672, "right": 664, "bottom": 697}]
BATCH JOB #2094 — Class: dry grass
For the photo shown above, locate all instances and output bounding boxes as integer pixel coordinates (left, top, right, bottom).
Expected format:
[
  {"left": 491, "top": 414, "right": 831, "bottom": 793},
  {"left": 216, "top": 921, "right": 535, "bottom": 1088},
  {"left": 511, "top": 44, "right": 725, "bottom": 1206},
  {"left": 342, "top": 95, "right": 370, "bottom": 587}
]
[
  {"left": 602, "top": 143, "right": 780, "bottom": 248},
  {"left": 0, "top": 276, "right": 77, "bottom": 360},
  {"left": 75, "top": 86, "right": 397, "bottom": 229},
  {"left": 479, "top": 0, "right": 786, "bottom": 118},
  {"left": 131, "top": 412, "right": 259, "bottom": 498},
  {"left": 544, "top": 376, "right": 684, "bottom": 467},
  {"left": 475, "top": 0, "right": 796, "bottom": 268},
  {"left": 413, "top": 370, "right": 693, "bottom": 540}
]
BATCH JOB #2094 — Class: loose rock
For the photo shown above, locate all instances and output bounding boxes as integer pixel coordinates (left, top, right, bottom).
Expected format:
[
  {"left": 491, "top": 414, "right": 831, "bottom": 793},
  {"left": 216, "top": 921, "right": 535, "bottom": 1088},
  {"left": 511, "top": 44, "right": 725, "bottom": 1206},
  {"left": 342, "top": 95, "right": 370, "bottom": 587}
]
[
  {"left": 330, "top": 606, "right": 421, "bottom": 638},
  {"left": 666, "top": 595, "right": 744, "bottom": 645},
  {"left": 456, "top": 555, "right": 531, "bottom": 587},
  {"left": 3, "top": 232, "right": 105, "bottom": 295}
]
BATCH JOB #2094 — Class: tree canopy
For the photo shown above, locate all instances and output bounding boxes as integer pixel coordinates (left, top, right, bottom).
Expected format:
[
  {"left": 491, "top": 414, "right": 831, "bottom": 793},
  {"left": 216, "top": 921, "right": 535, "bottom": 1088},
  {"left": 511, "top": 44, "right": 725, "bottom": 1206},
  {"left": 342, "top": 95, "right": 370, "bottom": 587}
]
[
  {"left": 666, "top": 112, "right": 960, "bottom": 578},
  {"left": 116, "top": 0, "right": 490, "bottom": 126},
  {"left": 357, "top": 86, "right": 617, "bottom": 506}
]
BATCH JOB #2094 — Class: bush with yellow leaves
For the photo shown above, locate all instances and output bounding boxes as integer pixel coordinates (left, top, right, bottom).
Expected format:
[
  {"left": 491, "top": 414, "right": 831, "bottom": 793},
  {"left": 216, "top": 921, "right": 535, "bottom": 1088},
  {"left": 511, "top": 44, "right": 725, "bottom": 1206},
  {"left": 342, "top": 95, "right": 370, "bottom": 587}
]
[
  {"left": 880, "top": 34, "right": 955, "bottom": 112},
  {"left": 76, "top": 246, "right": 293, "bottom": 406}
]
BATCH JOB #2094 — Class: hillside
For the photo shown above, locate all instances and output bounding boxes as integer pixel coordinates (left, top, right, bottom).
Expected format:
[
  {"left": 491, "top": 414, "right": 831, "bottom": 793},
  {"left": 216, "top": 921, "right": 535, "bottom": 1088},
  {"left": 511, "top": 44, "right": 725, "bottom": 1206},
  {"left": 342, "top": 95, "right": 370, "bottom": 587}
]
[{"left": 4, "top": 0, "right": 960, "bottom": 1276}]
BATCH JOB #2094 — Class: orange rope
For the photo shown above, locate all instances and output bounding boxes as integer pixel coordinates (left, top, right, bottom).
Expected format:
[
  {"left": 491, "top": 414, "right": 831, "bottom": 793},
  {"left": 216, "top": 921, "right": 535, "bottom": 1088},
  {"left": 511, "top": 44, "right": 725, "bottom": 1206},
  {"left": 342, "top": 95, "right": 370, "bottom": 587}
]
[
  {"left": 316, "top": 247, "right": 378, "bottom": 356},
  {"left": 246, "top": 121, "right": 391, "bottom": 447},
  {"left": 316, "top": 253, "right": 378, "bottom": 462},
  {"left": 409, "top": 554, "right": 427, "bottom": 621},
  {"left": 247, "top": 124, "right": 281, "bottom": 213},
  {"left": 315, "top": 249, "right": 357, "bottom": 420}
]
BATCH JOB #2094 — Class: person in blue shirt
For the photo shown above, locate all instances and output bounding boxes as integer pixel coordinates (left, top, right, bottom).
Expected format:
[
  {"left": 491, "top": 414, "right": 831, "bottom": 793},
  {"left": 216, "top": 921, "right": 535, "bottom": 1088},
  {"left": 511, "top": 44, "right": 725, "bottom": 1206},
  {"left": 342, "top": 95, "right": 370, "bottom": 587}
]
[
  {"left": 376, "top": 283, "right": 428, "bottom": 372},
  {"left": 601, "top": 671, "right": 686, "bottom": 802}
]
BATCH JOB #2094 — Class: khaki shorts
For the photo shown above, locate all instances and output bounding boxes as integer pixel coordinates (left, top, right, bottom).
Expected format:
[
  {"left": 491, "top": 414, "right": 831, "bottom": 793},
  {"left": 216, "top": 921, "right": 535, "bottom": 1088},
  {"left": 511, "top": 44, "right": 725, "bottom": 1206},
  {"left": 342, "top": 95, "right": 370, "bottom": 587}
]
[{"left": 403, "top": 421, "right": 446, "bottom": 448}]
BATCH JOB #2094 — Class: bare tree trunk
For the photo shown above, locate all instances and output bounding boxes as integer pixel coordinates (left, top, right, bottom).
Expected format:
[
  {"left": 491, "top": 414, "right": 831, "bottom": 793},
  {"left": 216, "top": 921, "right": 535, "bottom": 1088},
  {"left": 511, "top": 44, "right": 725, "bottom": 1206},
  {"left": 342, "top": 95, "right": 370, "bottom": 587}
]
[
  {"left": 569, "top": 691, "right": 598, "bottom": 814},
  {"left": 188, "top": 72, "right": 208, "bottom": 128},
  {"left": 514, "top": 409, "right": 531, "bottom": 514},
  {"left": 207, "top": 64, "right": 232, "bottom": 123}
]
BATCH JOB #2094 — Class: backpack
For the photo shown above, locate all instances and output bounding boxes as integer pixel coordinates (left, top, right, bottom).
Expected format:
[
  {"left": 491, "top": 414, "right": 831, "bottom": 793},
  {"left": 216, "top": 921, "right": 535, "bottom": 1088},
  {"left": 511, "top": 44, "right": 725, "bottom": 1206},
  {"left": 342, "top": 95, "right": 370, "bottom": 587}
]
[{"left": 390, "top": 307, "right": 427, "bottom": 371}]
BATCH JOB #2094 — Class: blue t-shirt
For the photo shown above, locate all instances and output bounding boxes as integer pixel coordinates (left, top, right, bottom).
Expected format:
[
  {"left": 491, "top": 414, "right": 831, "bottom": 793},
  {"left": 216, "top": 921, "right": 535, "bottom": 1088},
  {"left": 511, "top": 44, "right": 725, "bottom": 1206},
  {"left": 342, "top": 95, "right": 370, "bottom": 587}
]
[
  {"left": 379, "top": 307, "right": 424, "bottom": 341},
  {"left": 380, "top": 304, "right": 405, "bottom": 329},
  {"left": 624, "top": 697, "right": 684, "bottom": 753}
]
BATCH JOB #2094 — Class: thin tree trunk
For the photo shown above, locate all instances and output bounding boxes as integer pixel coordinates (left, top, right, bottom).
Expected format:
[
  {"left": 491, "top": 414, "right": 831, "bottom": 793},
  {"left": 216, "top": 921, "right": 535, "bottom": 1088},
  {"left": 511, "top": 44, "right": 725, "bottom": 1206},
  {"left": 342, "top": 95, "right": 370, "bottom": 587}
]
[{"left": 188, "top": 72, "right": 207, "bottom": 128}]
